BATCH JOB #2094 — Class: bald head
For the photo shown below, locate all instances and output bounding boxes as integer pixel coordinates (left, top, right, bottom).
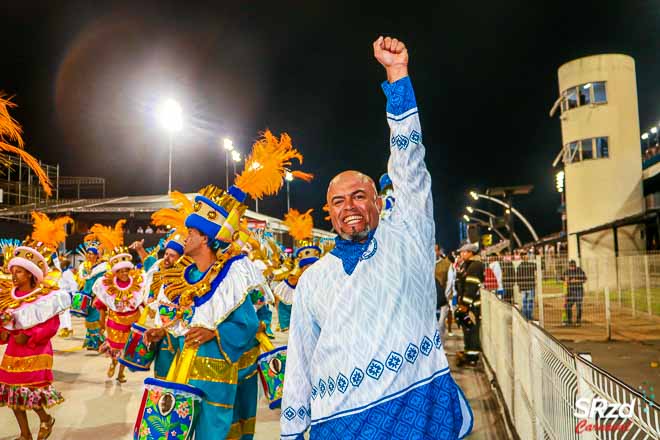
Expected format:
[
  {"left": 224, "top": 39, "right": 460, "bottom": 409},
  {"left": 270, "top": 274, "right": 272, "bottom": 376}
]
[{"left": 327, "top": 170, "right": 382, "bottom": 242}]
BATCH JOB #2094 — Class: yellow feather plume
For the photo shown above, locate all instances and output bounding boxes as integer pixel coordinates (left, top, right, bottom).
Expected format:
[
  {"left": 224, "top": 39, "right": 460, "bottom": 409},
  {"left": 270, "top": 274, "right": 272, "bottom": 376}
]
[
  {"left": 0, "top": 93, "right": 24, "bottom": 147},
  {"left": 84, "top": 219, "right": 126, "bottom": 253},
  {"left": 0, "top": 94, "right": 53, "bottom": 196},
  {"left": 151, "top": 191, "right": 193, "bottom": 235},
  {"left": 283, "top": 208, "right": 314, "bottom": 242},
  {"left": 0, "top": 142, "right": 52, "bottom": 197},
  {"left": 234, "top": 130, "right": 313, "bottom": 200},
  {"left": 30, "top": 212, "right": 73, "bottom": 248},
  {"left": 291, "top": 171, "right": 314, "bottom": 182}
]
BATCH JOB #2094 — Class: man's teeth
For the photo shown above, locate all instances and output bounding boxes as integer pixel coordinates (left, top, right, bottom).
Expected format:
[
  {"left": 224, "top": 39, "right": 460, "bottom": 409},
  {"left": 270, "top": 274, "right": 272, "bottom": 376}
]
[{"left": 344, "top": 215, "right": 363, "bottom": 225}]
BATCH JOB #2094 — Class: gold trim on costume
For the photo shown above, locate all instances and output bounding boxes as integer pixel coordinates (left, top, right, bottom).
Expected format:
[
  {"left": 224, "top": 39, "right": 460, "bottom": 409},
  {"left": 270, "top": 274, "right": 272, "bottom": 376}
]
[
  {"left": 238, "top": 346, "right": 260, "bottom": 370},
  {"left": 228, "top": 417, "right": 256, "bottom": 438},
  {"left": 205, "top": 400, "right": 233, "bottom": 409},
  {"left": 100, "top": 270, "right": 143, "bottom": 303},
  {"left": 0, "top": 354, "right": 52, "bottom": 373},
  {"left": 85, "top": 321, "right": 102, "bottom": 330},
  {"left": 105, "top": 326, "right": 130, "bottom": 344},
  {"left": 0, "top": 280, "right": 54, "bottom": 311},
  {"left": 188, "top": 355, "right": 238, "bottom": 384},
  {"left": 107, "top": 310, "right": 140, "bottom": 326}
]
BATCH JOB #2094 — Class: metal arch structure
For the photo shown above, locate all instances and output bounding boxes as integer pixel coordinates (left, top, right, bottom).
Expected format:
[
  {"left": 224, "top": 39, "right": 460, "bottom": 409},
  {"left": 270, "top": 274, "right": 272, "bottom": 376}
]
[
  {"left": 470, "top": 192, "right": 540, "bottom": 242},
  {"left": 463, "top": 215, "right": 523, "bottom": 248},
  {"left": 467, "top": 207, "right": 523, "bottom": 248}
]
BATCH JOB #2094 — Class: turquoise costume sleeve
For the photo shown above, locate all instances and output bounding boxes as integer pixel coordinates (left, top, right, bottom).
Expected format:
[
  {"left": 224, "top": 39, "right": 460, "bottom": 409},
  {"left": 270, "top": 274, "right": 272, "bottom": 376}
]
[
  {"left": 143, "top": 255, "right": 158, "bottom": 272},
  {"left": 217, "top": 299, "right": 259, "bottom": 363}
]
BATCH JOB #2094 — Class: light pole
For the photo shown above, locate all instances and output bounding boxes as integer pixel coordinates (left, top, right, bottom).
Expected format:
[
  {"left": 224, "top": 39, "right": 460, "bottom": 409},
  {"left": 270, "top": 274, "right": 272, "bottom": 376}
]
[
  {"left": 469, "top": 191, "right": 539, "bottom": 241},
  {"left": 285, "top": 171, "right": 294, "bottom": 212},
  {"left": 157, "top": 99, "right": 183, "bottom": 193},
  {"left": 555, "top": 170, "right": 566, "bottom": 235},
  {"left": 231, "top": 150, "right": 241, "bottom": 184},
  {"left": 223, "top": 138, "right": 233, "bottom": 189}
]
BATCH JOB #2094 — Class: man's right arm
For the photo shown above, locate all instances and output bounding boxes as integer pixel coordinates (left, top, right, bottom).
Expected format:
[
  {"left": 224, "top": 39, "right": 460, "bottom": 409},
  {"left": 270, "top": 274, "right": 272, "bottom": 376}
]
[{"left": 280, "top": 277, "right": 319, "bottom": 439}]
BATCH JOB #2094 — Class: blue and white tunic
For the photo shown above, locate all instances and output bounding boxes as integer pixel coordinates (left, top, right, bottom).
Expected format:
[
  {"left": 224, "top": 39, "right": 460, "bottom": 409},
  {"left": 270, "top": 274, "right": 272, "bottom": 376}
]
[{"left": 280, "top": 77, "right": 473, "bottom": 439}]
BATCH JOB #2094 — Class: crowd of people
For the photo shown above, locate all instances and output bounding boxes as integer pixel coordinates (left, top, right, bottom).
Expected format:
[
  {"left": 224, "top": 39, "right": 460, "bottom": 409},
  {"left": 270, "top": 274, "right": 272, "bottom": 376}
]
[
  {"left": 0, "top": 37, "right": 475, "bottom": 440},
  {"left": 433, "top": 244, "right": 590, "bottom": 370}
]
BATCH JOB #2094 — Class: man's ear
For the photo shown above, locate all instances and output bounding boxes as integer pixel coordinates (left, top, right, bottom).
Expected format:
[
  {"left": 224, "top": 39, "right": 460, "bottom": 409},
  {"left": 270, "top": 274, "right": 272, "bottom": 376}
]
[{"left": 376, "top": 196, "right": 384, "bottom": 212}]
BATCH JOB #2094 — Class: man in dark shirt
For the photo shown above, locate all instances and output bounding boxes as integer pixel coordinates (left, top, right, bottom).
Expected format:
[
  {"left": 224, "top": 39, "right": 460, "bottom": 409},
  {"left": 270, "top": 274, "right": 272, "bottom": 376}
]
[
  {"left": 517, "top": 253, "right": 537, "bottom": 320},
  {"left": 563, "top": 260, "right": 587, "bottom": 326}
]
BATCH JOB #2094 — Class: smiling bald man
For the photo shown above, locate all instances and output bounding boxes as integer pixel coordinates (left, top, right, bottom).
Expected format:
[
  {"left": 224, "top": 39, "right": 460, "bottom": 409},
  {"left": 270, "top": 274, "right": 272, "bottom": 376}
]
[{"left": 280, "top": 37, "right": 473, "bottom": 440}]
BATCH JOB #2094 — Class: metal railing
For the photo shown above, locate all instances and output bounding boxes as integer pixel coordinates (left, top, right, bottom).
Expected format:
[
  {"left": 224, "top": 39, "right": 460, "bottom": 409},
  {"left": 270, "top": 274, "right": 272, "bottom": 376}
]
[{"left": 481, "top": 289, "right": 660, "bottom": 439}]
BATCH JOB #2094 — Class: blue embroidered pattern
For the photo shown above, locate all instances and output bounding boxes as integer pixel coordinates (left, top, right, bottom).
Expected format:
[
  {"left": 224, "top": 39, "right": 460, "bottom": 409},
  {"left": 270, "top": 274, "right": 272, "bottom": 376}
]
[
  {"left": 391, "top": 134, "right": 409, "bottom": 150},
  {"left": 420, "top": 336, "right": 433, "bottom": 356},
  {"left": 410, "top": 129, "right": 421, "bottom": 145},
  {"left": 336, "top": 373, "right": 349, "bottom": 394},
  {"left": 313, "top": 335, "right": 440, "bottom": 400},
  {"left": 386, "top": 352, "right": 403, "bottom": 373},
  {"left": 310, "top": 373, "right": 467, "bottom": 440},
  {"left": 283, "top": 406, "right": 296, "bottom": 421},
  {"left": 405, "top": 343, "right": 419, "bottom": 364},
  {"left": 297, "top": 407, "right": 307, "bottom": 420},
  {"left": 350, "top": 368, "right": 365, "bottom": 387},
  {"left": 381, "top": 76, "right": 417, "bottom": 116},
  {"left": 366, "top": 360, "right": 384, "bottom": 380}
]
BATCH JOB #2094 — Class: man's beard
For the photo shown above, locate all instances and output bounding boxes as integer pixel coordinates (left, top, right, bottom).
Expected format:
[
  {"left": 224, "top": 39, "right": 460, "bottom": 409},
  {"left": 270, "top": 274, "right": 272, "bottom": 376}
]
[{"left": 339, "top": 225, "right": 372, "bottom": 242}]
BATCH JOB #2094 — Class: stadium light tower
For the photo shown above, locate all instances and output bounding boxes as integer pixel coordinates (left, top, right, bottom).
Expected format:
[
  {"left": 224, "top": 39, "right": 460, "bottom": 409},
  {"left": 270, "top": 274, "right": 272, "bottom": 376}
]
[{"left": 157, "top": 99, "right": 183, "bottom": 193}]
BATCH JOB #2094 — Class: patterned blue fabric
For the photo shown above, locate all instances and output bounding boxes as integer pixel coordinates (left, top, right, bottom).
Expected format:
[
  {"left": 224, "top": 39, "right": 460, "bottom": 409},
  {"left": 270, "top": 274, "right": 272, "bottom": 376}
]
[
  {"left": 381, "top": 76, "right": 416, "bottom": 116},
  {"left": 330, "top": 229, "right": 376, "bottom": 276},
  {"left": 309, "top": 373, "right": 468, "bottom": 439}
]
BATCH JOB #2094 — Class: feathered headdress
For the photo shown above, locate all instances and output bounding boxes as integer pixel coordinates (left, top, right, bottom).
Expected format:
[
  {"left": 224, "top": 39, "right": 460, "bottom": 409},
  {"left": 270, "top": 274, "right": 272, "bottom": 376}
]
[
  {"left": 0, "top": 93, "right": 53, "bottom": 196},
  {"left": 283, "top": 208, "right": 314, "bottom": 242},
  {"left": 151, "top": 191, "right": 193, "bottom": 234},
  {"left": 30, "top": 212, "right": 73, "bottom": 249},
  {"left": 84, "top": 219, "right": 126, "bottom": 255},
  {"left": 234, "top": 130, "right": 313, "bottom": 200},
  {"left": 6, "top": 212, "right": 72, "bottom": 283},
  {"left": 84, "top": 219, "right": 133, "bottom": 272}
]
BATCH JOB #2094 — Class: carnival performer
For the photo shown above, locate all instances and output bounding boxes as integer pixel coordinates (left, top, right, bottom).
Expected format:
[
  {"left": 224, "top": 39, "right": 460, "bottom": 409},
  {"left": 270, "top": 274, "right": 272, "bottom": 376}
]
[
  {"left": 142, "top": 194, "right": 193, "bottom": 379},
  {"left": 273, "top": 209, "right": 320, "bottom": 332},
  {"left": 56, "top": 253, "right": 77, "bottom": 338},
  {"left": 0, "top": 212, "right": 72, "bottom": 440},
  {"left": 243, "top": 235, "right": 276, "bottom": 339},
  {"left": 85, "top": 221, "right": 145, "bottom": 383},
  {"left": 280, "top": 37, "right": 473, "bottom": 439},
  {"left": 76, "top": 241, "right": 109, "bottom": 351}
]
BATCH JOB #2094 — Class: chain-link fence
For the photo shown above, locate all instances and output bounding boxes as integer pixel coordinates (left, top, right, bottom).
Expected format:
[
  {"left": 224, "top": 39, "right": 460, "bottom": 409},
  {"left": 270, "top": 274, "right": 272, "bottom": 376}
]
[{"left": 484, "top": 254, "right": 660, "bottom": 341}]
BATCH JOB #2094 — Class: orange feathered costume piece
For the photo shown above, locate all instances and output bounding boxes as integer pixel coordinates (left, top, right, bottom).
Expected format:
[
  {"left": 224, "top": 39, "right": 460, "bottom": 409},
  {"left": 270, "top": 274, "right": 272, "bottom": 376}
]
[
  {"left": 0, "top": 94, "right": 53, "bottom": 196},
  {"left": 283, "top": 209, "right": 314, "bottom": 242},
  {"left": 234, "top": 130, "right": 314, "bottom": 200}
]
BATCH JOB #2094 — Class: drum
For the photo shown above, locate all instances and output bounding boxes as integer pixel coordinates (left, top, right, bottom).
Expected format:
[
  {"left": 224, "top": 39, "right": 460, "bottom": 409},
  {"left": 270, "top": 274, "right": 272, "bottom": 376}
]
[
  {"left": 257, "top": 345, "right": 287, "bottom": 409},
  {"left": 119, "top": 323, "right": 156, "bottom": 372},
  {"left": 133, "top": 378, "right": 204, "bottom": 440},
  {"left": 70, "top": 292, "right": 90, "bottom": 317}
]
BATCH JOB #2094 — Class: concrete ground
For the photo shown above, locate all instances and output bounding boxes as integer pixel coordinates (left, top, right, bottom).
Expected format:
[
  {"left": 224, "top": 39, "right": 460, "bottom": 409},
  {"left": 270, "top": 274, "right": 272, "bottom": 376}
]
[
  {"left": 562, "top": 339, "right": 660, "bottom": 405},
  {"left": 0, "top": 317, "right": 506, "bottom": 439}
]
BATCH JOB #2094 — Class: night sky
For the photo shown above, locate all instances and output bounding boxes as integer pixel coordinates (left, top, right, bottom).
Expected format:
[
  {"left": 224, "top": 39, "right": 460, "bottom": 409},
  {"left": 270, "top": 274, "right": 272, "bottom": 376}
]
[{"left": 2, "top": 1, "right": 659, "bottom": 249}]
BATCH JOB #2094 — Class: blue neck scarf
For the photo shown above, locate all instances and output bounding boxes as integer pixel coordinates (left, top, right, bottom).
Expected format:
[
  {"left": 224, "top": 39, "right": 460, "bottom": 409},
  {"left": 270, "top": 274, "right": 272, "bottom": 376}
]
[{"left": 330, "top": 229, "right": 376, "bottom": 276}]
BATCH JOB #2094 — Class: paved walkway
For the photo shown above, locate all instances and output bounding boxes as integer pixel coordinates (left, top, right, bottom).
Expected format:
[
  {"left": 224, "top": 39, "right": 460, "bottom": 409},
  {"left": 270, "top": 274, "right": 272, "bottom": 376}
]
[{"left": 0, "top": 318, "right": 507, "bottom": 439}]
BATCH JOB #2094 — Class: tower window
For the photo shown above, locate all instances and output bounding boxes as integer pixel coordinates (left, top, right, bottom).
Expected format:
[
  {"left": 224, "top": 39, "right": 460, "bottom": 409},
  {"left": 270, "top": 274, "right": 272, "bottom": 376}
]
[
  {"left": 561, "top": 82, "right": 607, "bottom": 112},
  {"left": 564, "top": 136, "right": 610, "bottom": 163}
]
